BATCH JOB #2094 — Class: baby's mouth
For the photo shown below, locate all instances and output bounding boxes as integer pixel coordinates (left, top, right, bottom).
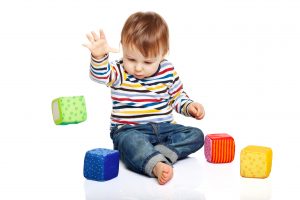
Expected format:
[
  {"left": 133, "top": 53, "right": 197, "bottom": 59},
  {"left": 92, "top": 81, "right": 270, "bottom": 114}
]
[{"left": 134, "top": 74, "right": 144, "bottom": 78}]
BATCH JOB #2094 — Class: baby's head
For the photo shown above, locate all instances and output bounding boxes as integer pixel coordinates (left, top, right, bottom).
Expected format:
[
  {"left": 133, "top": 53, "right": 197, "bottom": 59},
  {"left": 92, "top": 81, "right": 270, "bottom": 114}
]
[
  {"left": 121, "top": 12, "right": 169, "bottom": 79},
  {"left": 121, "top": 11, "right": 169, "bottom": 58}
]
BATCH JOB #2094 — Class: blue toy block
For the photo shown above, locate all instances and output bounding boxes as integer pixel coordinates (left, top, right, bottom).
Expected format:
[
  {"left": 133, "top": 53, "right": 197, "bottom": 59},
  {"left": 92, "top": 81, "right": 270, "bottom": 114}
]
[{"left": 84, "top": 148, "right": 120, "bottom": 181}]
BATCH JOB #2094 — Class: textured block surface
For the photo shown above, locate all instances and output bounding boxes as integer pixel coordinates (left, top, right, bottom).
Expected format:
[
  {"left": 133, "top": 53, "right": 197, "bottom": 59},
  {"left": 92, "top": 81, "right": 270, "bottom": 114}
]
[
  {"left": 84, "top": 148, "right": 120, "bottom": 181},
  {"left": 240, "top": 145, "right": 272, "bottom": 178},
  {"left": 204, "top": 133, "right": 235, "bottom": 163},
  {"left": 52, "top": 96, "right": 87, "bottom": 125}
]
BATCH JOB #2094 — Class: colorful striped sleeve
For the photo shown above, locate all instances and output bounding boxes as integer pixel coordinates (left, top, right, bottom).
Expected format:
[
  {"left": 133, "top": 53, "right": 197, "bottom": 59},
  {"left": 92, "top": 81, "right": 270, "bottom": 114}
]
[
  {"left": 168, "top": 69, "right": 193, "bottom": 117},
  {"left": 89, "top": 54, "right": 123, "bottom": 87}
]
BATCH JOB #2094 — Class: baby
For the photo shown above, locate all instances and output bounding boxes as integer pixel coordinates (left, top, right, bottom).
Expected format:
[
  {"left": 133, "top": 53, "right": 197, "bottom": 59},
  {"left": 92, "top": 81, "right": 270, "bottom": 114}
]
[{"left": 84, "top": 11, "right": 205, "bottom": 185}]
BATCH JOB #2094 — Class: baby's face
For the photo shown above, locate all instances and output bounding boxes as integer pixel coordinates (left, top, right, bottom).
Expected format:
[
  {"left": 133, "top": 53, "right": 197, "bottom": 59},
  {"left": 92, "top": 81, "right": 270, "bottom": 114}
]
[{"left": 122, "top": 45, "right": 164, "bottom": 79}]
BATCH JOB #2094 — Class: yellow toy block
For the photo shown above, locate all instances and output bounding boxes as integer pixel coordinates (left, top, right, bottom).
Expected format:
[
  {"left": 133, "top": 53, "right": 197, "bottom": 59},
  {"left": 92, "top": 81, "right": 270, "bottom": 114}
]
[{"left": 240, "top": 145, "right": 272, "bottom": 178}]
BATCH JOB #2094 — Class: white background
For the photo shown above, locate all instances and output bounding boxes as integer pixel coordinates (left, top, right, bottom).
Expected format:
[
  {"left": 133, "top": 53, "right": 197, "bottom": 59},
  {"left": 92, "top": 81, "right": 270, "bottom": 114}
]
[{"left": 0, "top": 0, "right": 299, "bottom": 199}]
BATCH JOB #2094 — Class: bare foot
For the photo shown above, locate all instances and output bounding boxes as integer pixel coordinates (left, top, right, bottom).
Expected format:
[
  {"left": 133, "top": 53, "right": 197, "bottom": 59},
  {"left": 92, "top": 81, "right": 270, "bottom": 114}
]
[{"left": 152, "top": 162, "right": 173, "bottom": 185}]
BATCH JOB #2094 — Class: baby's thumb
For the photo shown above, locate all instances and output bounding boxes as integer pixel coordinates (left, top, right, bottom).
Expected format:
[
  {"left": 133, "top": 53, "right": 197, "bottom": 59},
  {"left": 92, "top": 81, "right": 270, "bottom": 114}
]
[
  {"left": 108, "top": 46, "right": 119, "bottom": 53},
  {"left": 82, "top": 43, "right": 91, "bottom": 50}
]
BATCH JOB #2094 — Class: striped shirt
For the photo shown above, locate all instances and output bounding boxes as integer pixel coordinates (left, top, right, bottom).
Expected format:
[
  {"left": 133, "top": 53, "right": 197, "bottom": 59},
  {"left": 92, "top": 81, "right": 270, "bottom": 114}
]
[{"left": 89, "top": 54, "right": 193, "bottom": 128}]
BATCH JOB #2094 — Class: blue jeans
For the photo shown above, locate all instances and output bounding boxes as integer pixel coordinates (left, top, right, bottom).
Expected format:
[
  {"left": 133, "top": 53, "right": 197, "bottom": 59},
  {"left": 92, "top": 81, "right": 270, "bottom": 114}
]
[{"left": 110, "top": 122, "right": 204, "bottom": 177}]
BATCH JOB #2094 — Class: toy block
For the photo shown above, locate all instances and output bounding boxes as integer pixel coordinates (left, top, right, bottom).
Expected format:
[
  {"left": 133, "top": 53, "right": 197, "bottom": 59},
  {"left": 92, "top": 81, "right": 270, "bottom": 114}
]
[
  {"left": 84, "top": 148, "right": 120, "bottom": 181},
  {"left": 240, "top": 145, "right": 272, "bottom": 178},
  {"left": 52, "top": 96, "right": 87, "bottom": 125},
  {"left": 204, "top": 133, "right": 235, "bottom": 163}
]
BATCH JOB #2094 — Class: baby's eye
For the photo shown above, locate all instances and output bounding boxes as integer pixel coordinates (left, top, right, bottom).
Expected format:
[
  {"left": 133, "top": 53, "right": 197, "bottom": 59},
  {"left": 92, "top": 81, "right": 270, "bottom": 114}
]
[
  {"left": 144, "top": 61, "right": 153, "bottom": 65},
  {"left": 127, "top": 58, "right": 135, "bottom": 62}
]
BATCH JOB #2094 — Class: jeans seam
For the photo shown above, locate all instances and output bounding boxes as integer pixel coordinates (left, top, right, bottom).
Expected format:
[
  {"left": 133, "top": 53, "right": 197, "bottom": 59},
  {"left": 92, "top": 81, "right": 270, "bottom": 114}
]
[{"left": 150, "top": 123, "right": 160, "bottom": 143}]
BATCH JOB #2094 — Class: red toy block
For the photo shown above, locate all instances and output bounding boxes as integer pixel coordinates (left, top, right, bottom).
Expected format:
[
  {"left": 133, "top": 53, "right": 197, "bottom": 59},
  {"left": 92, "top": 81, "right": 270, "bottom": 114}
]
[{"left": 204, "top": 133, "right": 235, "bottom": 163}]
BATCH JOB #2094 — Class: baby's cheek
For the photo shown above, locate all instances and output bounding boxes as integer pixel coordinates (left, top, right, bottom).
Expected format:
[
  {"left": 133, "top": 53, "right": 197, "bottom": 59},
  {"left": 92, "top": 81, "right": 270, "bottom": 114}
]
[{"left": 123, "top": 64, "right": 133, "bottom": 74}]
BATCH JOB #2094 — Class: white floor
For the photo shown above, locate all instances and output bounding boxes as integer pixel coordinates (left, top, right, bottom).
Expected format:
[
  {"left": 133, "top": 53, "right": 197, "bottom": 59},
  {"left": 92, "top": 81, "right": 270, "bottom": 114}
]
[
  {"left": 83, "top": 144, "right": 298, "bottom": 200},
  {"left": 1, "top": 123, "right": 299, "bottom": 200}
]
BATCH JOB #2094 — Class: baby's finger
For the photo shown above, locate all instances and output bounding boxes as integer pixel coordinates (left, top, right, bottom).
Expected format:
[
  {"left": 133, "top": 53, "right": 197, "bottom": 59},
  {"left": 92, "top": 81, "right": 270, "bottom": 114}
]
[
  {"left": 100, "top": 29, "right": 106, "bottom": 40},
  {"left": 91, "top": 31, "right": 100, "bottom": 41},
  {"left": 108, "top": 46, "right": 120, "bottom": 53},
  {"left": 82, "top": 43, "right": 90, "bottom": 49},
  {"left": 82, "top": 43, "right": 92, "bottom": 51},
  {"left": 86, "top": 33, "right": 94, "bottom": 43},
  {"left": 196, "top": 104, "right": 203, "bottom": 113},
  {"left": 198, "top": 110, "right": 205, "bottom": 119},
  {"left": 189, "top": 107, "right": 197, "bottom": 116}
]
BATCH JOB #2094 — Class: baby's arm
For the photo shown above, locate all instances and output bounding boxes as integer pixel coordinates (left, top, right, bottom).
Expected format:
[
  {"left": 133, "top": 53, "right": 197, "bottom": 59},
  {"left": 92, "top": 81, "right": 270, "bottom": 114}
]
[
  {"left": 84, "top": 30, "right": 122, "bottom": 87},
  {"left": 168, "top": 69, "right": 204, "bottom": 120},
  {"left": 168, "top": 71, "right": 193, "bottom": 117}
]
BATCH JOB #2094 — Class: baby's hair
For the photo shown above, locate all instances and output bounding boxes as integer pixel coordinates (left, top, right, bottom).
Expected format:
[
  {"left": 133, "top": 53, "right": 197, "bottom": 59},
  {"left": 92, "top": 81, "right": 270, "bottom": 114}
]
[{"left": 121, "top": 11, "right": 169, "bottom": 58}]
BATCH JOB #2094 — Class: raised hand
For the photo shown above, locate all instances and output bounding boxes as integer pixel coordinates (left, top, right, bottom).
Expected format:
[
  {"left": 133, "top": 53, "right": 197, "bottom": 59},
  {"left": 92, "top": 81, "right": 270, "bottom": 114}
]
[
  {"left": 83, "top": 29, "right": 119, "bottom": 59},
  {"left": 188, "top": 102, "right": 205, "bottom": 120}
]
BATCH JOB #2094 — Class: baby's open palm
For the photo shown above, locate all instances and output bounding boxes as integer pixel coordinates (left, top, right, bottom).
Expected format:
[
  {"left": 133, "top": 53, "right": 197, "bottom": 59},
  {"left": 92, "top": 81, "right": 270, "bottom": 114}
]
[{"left": 83, "top": 30, "right": 118, "bottom": 59}]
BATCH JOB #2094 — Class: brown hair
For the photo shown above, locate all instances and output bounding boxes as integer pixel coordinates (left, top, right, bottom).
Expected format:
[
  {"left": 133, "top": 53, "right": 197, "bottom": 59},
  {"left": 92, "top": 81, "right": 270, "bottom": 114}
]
[{"left": 121, "top": 11, "right": 169, "bottom": 58}]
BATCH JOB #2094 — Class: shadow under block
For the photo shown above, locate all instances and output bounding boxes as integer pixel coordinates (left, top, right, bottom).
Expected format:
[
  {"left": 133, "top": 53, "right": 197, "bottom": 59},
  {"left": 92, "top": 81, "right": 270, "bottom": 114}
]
[
  {"left": 204, "top": 133, "right": 235, "bottom": 163},
  {"left": 52, "top": 96, "right": 87, "bottom": 125},
  {"left": 240, "top": 145, "right": 273, "bottom": 178},
  {"left": 84, "top": 148, "right": 120, "bottom": 181}
]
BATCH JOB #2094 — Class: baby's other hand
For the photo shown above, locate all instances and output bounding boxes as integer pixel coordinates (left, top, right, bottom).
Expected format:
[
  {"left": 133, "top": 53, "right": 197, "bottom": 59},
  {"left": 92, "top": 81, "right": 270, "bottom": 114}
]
[
  {"left": 83, "top": 29, "right": 119, "bottom": 59},
  {"left": 188, "top": 102, "right": 205, "bottom": 120}
]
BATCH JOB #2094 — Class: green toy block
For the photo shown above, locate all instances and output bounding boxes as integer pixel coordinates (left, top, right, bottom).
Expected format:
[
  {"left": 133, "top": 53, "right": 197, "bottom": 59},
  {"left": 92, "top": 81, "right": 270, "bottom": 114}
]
[{"left": 52, "top": 96, "right": 87, "bottom": 125}]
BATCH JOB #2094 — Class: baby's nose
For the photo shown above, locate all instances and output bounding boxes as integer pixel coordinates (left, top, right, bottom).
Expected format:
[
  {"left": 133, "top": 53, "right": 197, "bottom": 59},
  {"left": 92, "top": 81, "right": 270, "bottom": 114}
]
[{"left": 135, "top": 64, "right": 143, "bottom": 71}]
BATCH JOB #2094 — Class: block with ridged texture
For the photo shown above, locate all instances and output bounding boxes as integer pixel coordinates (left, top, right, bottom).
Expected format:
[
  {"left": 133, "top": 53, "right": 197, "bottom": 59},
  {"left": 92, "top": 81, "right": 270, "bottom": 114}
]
[
  {"left": 84, "top": 148, "right": 119, "bottom": 181},
  {"left": 240, "top": 145, "right": 272, "bottom": 178},
  {"left": 52, "top": 96, "right": 87, "bottom": 125},
  {"left": 204, "top": 133, "right": 235, "bottom": 163}
]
